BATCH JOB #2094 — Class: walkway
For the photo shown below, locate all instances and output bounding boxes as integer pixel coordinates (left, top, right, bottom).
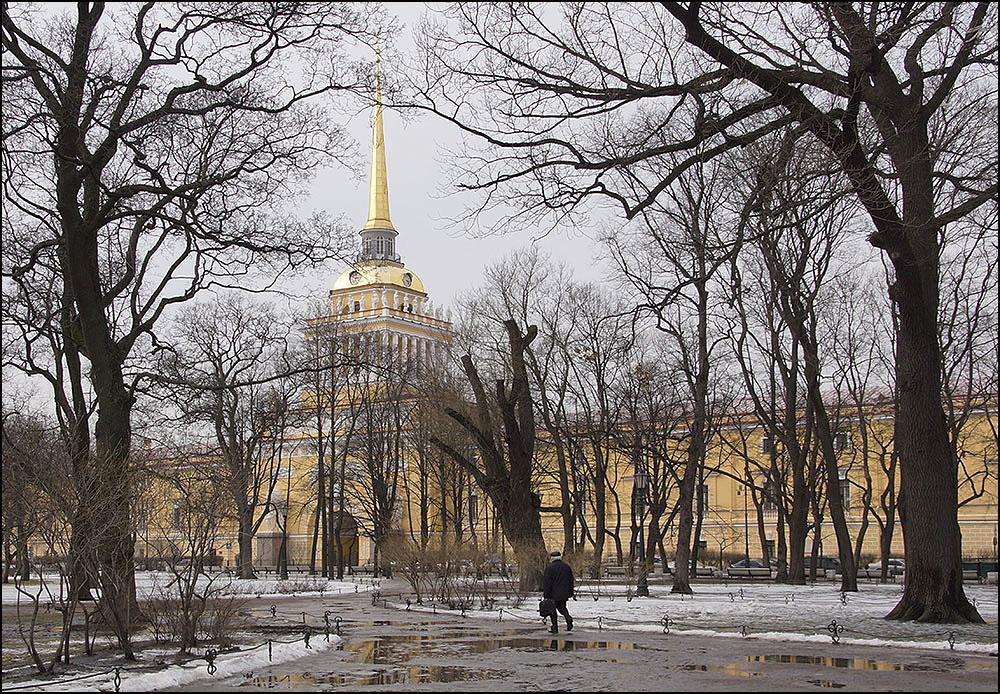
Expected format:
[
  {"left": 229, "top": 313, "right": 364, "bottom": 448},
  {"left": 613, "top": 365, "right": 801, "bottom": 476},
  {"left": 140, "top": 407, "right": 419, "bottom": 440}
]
[{"left": 174, "top": 579, "right": 998, "bottom": 692}]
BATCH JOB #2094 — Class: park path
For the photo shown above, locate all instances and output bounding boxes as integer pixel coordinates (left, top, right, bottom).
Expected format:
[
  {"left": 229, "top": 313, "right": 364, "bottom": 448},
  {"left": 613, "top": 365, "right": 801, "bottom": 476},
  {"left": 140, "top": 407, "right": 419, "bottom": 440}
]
[{"left": 166, "top": 579, "right": 998, "bottom": 692}]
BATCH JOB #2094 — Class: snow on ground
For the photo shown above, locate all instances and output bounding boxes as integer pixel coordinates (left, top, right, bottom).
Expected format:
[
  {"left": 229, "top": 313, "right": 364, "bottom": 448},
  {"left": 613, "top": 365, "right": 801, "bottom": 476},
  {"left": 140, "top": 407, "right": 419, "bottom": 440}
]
[
  {"left": 4, "top": 635, "right": 341, "bottom": 693},
  {"left": 4, "top": 575, "right": 995, "bottom": 692},
  {"left": 391, "top": 580, "right": 999, "bottom": 655},
  {"left": 3, "top": 571, "right": 373, "bottom": 693},
  {"left": 2, "top": 571, "right": 380, "bottom": 606}
]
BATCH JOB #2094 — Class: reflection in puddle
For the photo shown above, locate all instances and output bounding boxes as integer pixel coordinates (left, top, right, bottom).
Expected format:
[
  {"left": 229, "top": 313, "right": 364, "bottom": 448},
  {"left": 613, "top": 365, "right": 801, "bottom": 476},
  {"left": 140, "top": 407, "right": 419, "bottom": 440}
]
[
  {"left": 243, "top": 667, "right": 510, "bottom": 688},
  {"left": 676, "top": 663, "right": 761, "bottom": 677},
  {"left": 750, "top": 654, "right": 909, "bottom": 671},
  {"left": 340, "top": 636, "right": 640, "bottom": 663},
  {"left": 807, "top": 679, "right": 847, "bottom": 688},
  {"left": 239, "top": 635, "right": 643, "bottom": 688},
  {"left": 748, "top": 654, "right": 996, "bottom": 673}
]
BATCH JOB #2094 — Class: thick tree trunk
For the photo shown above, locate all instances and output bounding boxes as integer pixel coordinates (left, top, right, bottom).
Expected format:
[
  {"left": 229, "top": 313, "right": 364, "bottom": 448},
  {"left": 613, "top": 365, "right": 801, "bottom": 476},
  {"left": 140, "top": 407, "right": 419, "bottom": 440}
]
[
  {"left": 91, "top": 391, "right": 136, "bottom": 659},
  {"left": 15, "top": 525, "right": 30, "bottom": 582},
  {"left": 67, "top": 508, "right": 97, "bottom": 601},
  {"left": 671, "top": 463, "right": 697, "bottom": 595},
  {"left": 495, "top": 487, "right": 547, "bottom": 592},
  {"left": 787, "top": 451, "right": 809, "bottom": 584},
  {"left": 885, "top": 253, "right": 981, "bottom": 622},
  {"left": 237, "top": 514, "right": 256, "bottom": 580}
]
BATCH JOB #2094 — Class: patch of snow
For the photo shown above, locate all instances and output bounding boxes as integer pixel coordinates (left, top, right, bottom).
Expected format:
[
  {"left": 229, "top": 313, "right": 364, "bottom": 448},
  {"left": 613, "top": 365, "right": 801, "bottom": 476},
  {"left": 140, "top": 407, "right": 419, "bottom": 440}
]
[
  {"left": 7, "top": 635, "right": 341, "bottom": 692},
  {"left": 2, "top": 571, "right": 377, "bottom": 606},
  {"left": 393, "top": 581, "right": 999, "bottom": 655}
]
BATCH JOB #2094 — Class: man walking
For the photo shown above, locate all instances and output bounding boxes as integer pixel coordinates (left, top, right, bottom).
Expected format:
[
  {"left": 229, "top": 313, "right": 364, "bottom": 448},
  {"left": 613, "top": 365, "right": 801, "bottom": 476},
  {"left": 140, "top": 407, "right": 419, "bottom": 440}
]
[{"left": 542, "top": 550, "right": 574, "bottom": 634}]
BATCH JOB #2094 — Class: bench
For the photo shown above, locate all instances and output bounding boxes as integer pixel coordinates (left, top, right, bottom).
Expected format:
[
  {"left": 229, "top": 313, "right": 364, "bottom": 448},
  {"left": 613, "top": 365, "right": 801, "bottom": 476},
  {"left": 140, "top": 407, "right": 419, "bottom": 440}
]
[
  {"left": 726, "top": 567, "right": 771, "bottom": 579},
  {"left": 962, "top": 570, "right": 980, "bottom": 582},
  {"left": 604, "top": 565, "right": 630, "bottom": 577},
  {"left": 859, "top": 568, "right": 896, "bottom": 581}
]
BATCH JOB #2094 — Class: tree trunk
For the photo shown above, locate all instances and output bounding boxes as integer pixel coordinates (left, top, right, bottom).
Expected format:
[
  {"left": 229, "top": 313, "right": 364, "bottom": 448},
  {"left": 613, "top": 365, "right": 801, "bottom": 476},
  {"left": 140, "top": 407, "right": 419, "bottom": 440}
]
[
  {"left": 885, "top": 247, "right": 981, "bottom": 622},
  {"left": 90, "top": 391, "right": 136, "bottom": 660},
  {"left": 671, "top": 460, "right": 697, "bottom": 594},
  {"left": 787, "top": 448, "right": 809, "bottom": 585},
  {"left": 494, "top": 487, "right": 547, "bottom": 592},
  {"left": 591, "top": 470, "right": 607, "bottom": 579},
  {"left": 237, "top": 512, "right": 256, "bottom": 580}
]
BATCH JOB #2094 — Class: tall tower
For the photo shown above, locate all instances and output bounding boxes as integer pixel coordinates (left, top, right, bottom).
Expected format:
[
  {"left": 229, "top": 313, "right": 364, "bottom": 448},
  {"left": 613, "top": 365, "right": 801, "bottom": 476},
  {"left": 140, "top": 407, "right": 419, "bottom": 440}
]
[{"left": 311, "top": 49, "right": 454, "bottom": 368}]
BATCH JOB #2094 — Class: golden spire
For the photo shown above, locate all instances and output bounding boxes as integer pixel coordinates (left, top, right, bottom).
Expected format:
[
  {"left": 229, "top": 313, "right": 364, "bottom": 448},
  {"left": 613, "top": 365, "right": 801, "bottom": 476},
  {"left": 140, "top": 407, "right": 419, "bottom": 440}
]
[{"left": 364, "top": 43, "right": 395, "bottom": 231}]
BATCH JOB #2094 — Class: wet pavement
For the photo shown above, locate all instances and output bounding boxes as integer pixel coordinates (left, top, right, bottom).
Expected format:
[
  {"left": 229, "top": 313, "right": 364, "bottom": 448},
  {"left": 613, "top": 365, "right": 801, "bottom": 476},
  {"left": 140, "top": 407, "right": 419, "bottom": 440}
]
[{"left": 165, "top": 583, "right": 998, "bottom": 692}]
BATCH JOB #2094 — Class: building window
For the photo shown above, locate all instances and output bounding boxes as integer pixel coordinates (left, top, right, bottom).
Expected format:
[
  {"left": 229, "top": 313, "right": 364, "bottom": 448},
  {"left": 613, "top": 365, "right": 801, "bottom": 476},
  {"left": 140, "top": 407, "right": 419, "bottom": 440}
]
[
  {"left": 760, "top": 436, "right": 772, "bottom": 455},
  {"left": 696, "top": 483, "right": 709, "bottom": 514},
  {"left": 838, "top": 469, "right": 850, "bottom": 510},
  {"left": 762, "top": 479, "right": 778, "bottom": 512},
  {"left": 172, "top": 503, "right": 183, "bottom": 529},
  {"left": 765, "top": 539, "right": 775, "bottom": 557},
  {"left": 353, "top": 301, "right": 361, "bottom": 312},
  {"left": 833, "top": 430, "right": 850, "bottom": 452}
]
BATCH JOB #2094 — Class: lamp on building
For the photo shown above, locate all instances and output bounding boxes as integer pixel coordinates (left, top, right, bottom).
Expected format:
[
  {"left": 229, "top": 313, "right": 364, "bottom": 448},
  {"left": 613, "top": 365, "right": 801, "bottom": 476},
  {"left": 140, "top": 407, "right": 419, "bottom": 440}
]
[{"left": 634, "top": 470, "right": 650, "bottom": 597}]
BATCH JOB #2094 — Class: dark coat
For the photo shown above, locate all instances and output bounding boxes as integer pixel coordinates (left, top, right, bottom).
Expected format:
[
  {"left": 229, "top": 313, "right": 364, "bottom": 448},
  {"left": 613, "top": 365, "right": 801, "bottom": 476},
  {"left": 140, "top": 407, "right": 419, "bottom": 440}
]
[{"left": 543, "top": 558, "right": 575, "bottom": 601}]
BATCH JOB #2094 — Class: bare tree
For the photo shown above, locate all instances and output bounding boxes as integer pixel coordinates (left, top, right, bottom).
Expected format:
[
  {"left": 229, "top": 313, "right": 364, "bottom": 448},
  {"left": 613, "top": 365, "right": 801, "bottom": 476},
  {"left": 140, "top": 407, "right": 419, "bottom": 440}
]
[
  {"left": 155, "top": 295, "right": 301, "bottom": 579},
  {"left": 342, "top": 342, "right": 415, "bottom": 578},
  {"left": 2, "top": 2, "right": 374, "bottom": 651},
  {"left": 1, "top": 409, "right": 103, "bottom": 673},
  {"left": 414, "top": 1, "right": 997, "bottom": 623},
  {"left": 609, "top": 154, "right": 735, "bottom": 593},
  {"left": 137, "top": 448, "right": 231, "bottom": 654},
  {"left": 563, "top": 286, "right": 635, "bottom": 577},
  {"left": 431, "top": 319, "right": 547, "bottom": 591},
  {"left": 741, "top": 134, "right": 862, "bottom": 591}
]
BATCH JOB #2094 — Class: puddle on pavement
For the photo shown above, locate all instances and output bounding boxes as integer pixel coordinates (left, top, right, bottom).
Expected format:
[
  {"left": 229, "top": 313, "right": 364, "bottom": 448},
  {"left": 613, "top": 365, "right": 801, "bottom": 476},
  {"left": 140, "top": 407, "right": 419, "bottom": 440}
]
[
  {"left": 239, "top": 635, "right": 642, "bottom": 688},
  {"left": 340, "top": 635, "right": 642, "bottom": 660},
  {"left": 807, "top": 679, "right": 847, "bottom": 688}
]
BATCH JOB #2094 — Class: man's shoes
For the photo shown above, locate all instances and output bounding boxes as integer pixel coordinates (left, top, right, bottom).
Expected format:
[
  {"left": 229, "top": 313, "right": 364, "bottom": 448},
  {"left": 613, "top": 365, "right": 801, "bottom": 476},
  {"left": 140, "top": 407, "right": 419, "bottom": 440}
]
[
  {"left": 549, "top": 626, "right": 558, "bottom": 634},
  {"left": 566, "top": 617, "right": 573, "bottom": 632}
]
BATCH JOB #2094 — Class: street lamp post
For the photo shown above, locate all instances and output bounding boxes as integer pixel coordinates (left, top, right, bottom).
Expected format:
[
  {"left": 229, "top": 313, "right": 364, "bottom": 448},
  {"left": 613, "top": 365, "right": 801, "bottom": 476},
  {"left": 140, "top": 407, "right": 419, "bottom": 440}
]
[
  {"left": 634, "top": 471, "right": 649, "bottom": 597},
  {"left": 280, "top": 462, "right": 291, "bottom": 580},
  {"left": 279, "top": 497, "right": 289, "bottom": 580},
  {"left": 743, "top": 478, "right": 750, "bottom": 565},
  {"left": 468, "top": 489, "right": 478, "bottom": 550}
]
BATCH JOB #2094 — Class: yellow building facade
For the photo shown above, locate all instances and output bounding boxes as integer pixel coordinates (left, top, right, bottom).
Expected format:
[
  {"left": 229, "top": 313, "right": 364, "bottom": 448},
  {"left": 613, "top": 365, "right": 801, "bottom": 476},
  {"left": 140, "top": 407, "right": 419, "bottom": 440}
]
[{"left": 126, "top": 56, "right": 997, "bottom": 576}]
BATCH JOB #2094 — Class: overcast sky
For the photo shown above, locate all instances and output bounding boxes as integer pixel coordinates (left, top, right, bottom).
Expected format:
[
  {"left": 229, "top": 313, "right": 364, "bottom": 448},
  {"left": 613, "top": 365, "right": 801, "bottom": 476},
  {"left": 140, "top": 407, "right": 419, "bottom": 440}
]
[{"left": 299, "top": 2, "right": 615, "bottom": 311}]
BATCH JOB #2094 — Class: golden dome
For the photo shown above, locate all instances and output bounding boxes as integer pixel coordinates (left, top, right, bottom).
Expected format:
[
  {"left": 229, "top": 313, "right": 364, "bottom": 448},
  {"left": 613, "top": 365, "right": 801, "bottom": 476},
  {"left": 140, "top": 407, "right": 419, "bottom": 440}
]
[{"left": 332, "top": 262, "right": 425, "bottom": 293}]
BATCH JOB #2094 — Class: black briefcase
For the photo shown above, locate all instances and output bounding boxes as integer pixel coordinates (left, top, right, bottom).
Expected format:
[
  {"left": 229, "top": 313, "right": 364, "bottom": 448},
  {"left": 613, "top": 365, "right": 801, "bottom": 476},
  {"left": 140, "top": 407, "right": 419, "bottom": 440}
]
[{"left": 538, "top": 598, "right": 555, "bottom": 617}]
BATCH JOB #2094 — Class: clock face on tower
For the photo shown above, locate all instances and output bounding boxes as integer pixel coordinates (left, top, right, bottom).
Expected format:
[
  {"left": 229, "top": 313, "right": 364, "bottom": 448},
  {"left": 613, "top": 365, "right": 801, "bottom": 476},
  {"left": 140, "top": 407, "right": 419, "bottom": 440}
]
[
  {"left": 349, "top": 270, "right": 361, "bottom": 285},
  {"left": 402, "top": 273, "right": 412, "bottom": 287}
]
